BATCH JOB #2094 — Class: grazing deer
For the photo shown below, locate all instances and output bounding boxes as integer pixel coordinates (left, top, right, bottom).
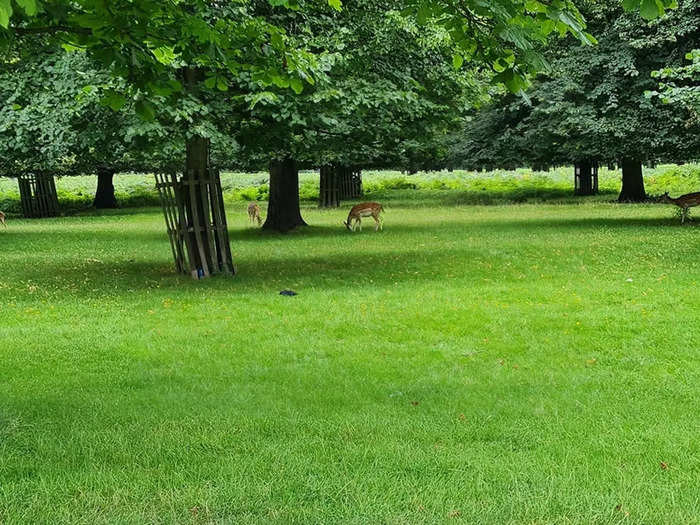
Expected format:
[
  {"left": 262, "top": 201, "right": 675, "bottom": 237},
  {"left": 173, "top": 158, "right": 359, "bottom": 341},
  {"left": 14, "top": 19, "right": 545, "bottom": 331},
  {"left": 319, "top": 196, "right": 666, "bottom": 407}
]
[
  {"left": 0, "top": 211, "right": 5, "bottom": 227},
  {"left": 660, "top": 192, "right": 700, "bottom": 223},
  {"left": 247, "top": 202, "right": 262, "bottom": 226},
  {"left": 344, "top": 202, "right": 384, "bottom": 232}
]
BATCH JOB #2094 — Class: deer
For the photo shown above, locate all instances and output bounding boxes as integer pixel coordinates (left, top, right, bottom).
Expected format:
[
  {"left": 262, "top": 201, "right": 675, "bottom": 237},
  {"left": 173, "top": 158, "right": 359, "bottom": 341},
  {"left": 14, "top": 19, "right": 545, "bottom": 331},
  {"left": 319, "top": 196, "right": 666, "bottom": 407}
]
[
  {"left": 344, "top": 202, "right": 384, "bottom": 232},
  {"left": 0, "top": 211, "right": 5, "bottom": 227},
  {"left": 660, "top": 192, "right": 700, "bottom": 223},
  {"left": 247, "top": 202, "right": 262, "bottom": 226}
]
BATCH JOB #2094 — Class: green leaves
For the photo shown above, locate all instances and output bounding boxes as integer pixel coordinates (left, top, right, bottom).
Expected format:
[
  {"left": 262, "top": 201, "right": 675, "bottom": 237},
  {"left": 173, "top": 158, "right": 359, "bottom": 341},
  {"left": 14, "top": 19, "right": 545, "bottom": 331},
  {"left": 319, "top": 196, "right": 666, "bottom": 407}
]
[
  {"left": 0, "top": 0, "right": 38, "bottom": 24},
  {"left": 101, "top": 91, "right": 128, "bottom": 111},
  {"left": 248, "top": 91, "right": 279, "bottom": 109},
  {"left": 152, "top": 46, "right": 177, "bottom": 66},
  {"left": 416, "top": 5, "right": 432, "bottom": 25},
  {"left": 622, "top": 0, "right": 677, "bottom": 18},
  {"left": 493, "top": 68, "right": 528, "bottom": 94},
  {"left": 0, "top": 0, "right": 11, "bottom": 28},
  {"left": 289, "top": 77, "right": 304, "bottom": 94},
  {"left": 452, "top": 54, "right": 464, "bottom": 70},
  {"left": 16, "top": 0, "right": 37, "bottom": 16},
  {"left": 135, "top": 99, "right": 155, "bottom": 121},
  {"left": 640, "top": 0, "right": 662, "bottom": 20}
]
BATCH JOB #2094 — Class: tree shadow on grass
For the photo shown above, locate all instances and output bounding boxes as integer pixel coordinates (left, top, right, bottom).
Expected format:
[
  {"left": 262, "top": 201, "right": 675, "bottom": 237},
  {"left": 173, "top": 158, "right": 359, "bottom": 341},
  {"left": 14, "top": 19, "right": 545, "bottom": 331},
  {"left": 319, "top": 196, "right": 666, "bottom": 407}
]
[
  {"left": 3, "top": 212, "right": 692, "bottom": 297},
  {"left": 4, "top": 244, "right": 486, "bottom": 297}
]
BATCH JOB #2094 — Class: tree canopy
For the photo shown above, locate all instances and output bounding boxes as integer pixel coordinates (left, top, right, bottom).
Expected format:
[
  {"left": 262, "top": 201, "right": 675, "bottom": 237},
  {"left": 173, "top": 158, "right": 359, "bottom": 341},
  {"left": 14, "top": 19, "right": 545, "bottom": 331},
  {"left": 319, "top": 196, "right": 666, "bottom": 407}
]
[
  {"left": 229, "top": 1, "right": 483, "bottom": 173},
  {"left": 449, "top": 0, "right": 699, "bottom": 171}
]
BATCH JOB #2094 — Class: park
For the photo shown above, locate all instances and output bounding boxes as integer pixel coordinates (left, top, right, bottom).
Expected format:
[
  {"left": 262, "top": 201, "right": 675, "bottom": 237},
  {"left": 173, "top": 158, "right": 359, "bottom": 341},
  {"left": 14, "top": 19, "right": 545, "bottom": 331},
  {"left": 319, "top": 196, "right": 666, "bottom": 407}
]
[{"left": 1, "top": 0, "right": 699, "bottom": 523}]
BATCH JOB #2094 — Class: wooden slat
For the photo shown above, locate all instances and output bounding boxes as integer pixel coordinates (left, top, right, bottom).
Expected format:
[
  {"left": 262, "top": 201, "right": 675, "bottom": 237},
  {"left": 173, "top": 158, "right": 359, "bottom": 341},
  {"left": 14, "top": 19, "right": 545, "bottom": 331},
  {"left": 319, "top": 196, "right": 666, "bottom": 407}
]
[
  {"left": 197, "top": 170, "right": 215, "bottom": 273},
  {"left": 155, "top": 173, "right": 182, "bottom": 273},
  {"left": 186, "top": 169, "right": 210, "bottom": 278},
  {"left": 154, "top": 168, "right": 233, "bottom": 278},
  {"left": 172, "top": 175, "right": 197, "bottom": 277}
]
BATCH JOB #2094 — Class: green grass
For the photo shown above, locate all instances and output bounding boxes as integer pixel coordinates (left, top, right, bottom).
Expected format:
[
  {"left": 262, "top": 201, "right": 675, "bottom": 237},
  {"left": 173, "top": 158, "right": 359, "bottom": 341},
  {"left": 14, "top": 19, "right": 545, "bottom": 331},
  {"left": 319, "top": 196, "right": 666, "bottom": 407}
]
[
  {"left": 1, "top": 196, "right": 699, "bottom": 523},
  {"left": 1, "top": 164, "right": 699, "bottom": 215}
]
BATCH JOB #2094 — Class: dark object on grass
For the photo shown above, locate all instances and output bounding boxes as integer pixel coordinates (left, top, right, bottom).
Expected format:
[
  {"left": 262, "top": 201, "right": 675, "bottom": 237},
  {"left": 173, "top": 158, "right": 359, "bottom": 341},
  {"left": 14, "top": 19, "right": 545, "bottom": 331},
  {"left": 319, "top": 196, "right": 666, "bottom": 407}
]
[{"left": 280, "top": 290, "right": 298, "bottom": 296}]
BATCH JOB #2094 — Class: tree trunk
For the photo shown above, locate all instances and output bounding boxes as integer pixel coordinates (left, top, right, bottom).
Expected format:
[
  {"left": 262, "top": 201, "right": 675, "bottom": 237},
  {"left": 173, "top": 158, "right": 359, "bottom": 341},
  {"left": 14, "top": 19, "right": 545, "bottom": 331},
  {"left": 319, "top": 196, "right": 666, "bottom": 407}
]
[
  {"left": 158, "top": 66, "right": 235, "bottom": 278},
  {"left": 263, "top": 158, "right": 307, "bottom": 232},
  {"left": 94, "top": 167, "right": 118, "bottom": 208},
  {"left": 574, "top": 161, "right": 598, "bottom": 196},
  {"left": 618, "top": 159, "right": 646, "bottom": 202},
  {"left": 184, "top": 135, "right": 213, "bottom": 275},
  {"left": 319, "top": 165, "right": 339, "bottom": 208}
]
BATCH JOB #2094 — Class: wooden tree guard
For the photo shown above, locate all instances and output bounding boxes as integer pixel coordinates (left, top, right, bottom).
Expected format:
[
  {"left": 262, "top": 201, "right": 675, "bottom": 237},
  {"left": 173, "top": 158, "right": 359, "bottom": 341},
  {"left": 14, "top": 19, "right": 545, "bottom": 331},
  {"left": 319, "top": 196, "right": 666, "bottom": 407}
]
[
  {"left": 319, "top": 165, "right": 340, "bottom": 208},
  {"left": 574, "top": 161, "right": 599, "bottom": 195},
  {"left": 338, "top": 166, "right": 363, "bottom": 200},
  {"left": 17, "top": 173, "right": 59, "bottom": 218},
  {"left": 155, "top": 169, "right": 234, "bottom": 279}
]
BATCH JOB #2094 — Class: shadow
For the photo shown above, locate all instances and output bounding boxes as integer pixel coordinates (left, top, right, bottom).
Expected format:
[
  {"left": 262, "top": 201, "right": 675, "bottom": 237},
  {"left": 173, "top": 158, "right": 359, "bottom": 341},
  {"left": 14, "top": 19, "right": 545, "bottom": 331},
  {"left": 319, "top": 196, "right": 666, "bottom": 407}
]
[
  {"left": 230, "top": 214, "right": 690, "bottom": 241},
  {"left": 2, "top": 245, "right": 484, "bottom": 296},
  {"left": 469, "top": 215, "right": 690, "bottom": 231},
  {"left": 4, "top": 203, "right": 693, "bottom": 297}
]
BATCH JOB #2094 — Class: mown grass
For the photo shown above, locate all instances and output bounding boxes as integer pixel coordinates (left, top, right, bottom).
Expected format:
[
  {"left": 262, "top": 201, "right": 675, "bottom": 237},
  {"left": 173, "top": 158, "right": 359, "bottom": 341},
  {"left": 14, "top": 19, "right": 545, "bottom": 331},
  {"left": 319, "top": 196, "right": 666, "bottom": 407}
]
[
  {"left": 1, "top": 164, "right": 699, "bottom": 215},
  {"left": 1, "top": 195, "right": 699, "bottom": 523}
]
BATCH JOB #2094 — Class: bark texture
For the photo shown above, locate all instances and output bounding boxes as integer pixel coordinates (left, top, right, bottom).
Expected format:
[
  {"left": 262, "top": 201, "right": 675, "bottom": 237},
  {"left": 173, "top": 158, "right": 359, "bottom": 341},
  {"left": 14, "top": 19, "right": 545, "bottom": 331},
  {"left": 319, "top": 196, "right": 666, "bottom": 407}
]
[
  {"left": 319, "top": 165, "right": 339, "bottom": 208},
  {"left": 263, "top": 158, "right": 307, "bottom": 232},
  {"left": 94, "top": 167, "right": 118, "bottom": 208},
  {"left": 618, "top": 159, "right": 646, "bottom": 202}
]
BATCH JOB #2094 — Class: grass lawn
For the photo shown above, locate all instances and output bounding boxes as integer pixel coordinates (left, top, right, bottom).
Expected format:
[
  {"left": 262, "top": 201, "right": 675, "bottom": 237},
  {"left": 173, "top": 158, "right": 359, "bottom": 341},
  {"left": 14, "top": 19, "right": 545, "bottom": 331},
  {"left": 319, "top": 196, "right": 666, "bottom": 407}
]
[{"left": 1, "top": 197, "right": 699, "bottom": 523}]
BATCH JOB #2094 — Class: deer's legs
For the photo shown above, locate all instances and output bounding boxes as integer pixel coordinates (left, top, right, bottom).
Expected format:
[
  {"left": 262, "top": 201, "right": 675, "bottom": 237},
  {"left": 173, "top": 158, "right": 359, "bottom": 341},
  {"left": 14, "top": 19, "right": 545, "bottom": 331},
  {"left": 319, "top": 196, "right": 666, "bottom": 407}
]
[{"left": 373, "top": 215, "right": 380, "bottom": 231}]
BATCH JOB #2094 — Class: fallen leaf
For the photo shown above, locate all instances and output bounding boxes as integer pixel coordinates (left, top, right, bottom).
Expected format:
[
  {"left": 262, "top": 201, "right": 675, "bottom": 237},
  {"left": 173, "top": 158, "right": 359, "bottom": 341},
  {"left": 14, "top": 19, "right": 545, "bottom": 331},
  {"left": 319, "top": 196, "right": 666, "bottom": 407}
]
[
  {"left": 411, "top": 401, "right": 419, "bottom": 406},
  {"left": 458, "top": 413, "right": 466, "bottom": 421},
  {"left": 448, "top": 510, "right": 461, "bottom": 518},
  {"left": 660, "top": 461, "right": 668, "bottom": 470}
]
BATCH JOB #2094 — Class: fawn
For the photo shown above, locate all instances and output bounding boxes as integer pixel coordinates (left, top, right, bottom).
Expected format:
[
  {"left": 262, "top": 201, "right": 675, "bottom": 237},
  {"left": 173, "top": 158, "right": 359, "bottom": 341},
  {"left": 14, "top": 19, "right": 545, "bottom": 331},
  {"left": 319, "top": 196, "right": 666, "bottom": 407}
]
[
  {"left": 344, "top": 202, "right": 384, "bottom": 232},
  {"left": 660, "top": 192, "right": 700, "bottom": 223},
  {"left": 0, "top": 211, "right": 5, "bottom": 227},
  {"left": 247, "top": 202, "right": 262, "bottom": 226}
]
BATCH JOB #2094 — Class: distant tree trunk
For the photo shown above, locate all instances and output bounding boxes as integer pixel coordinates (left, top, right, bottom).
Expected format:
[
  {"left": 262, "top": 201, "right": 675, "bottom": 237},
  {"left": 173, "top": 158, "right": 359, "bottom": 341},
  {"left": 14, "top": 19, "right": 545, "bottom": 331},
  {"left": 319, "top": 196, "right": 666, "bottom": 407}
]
[
  {"left": 574, "top": 161, "right": 598, "bottom": 196},
  {"left": 93, "top": 167, "right": 118, "bottom": 208},
  {"left": 618, "top": 159, "right": 646, "bottom": 202},
  {"left": 337, "top": 166, "right": 363, "bottom": 200},
  {"left": 17, "top": 173, "right": 59, "bottom": 218},
  {"left": 319, "top": 165, "right": 339, "bottom": 208},
  {"left": 263, "top": 158, "right": 307, "bottom": 232}
]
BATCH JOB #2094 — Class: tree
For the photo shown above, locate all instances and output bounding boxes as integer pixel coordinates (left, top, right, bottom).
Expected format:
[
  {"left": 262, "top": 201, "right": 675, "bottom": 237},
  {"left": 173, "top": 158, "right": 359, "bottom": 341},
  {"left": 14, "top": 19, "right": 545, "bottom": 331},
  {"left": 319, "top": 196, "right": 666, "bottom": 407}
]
[
  {"left": 650, "top": 48, "right": 700, "bottom": 115},
  {"left": 449, "top": 0, "right": 699, "bottom": 202},
  {"left": 2, "top": 0, "right": 330, "bottom": 275},
  {"left": 0, "top": 1, "right": 676, "bottom": 263},
  {"left": 0, "top": 46, "right": 144, "bottom": 209},
  {"left": 232, "top": 1, "right": 484, "bottom": 230}
]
